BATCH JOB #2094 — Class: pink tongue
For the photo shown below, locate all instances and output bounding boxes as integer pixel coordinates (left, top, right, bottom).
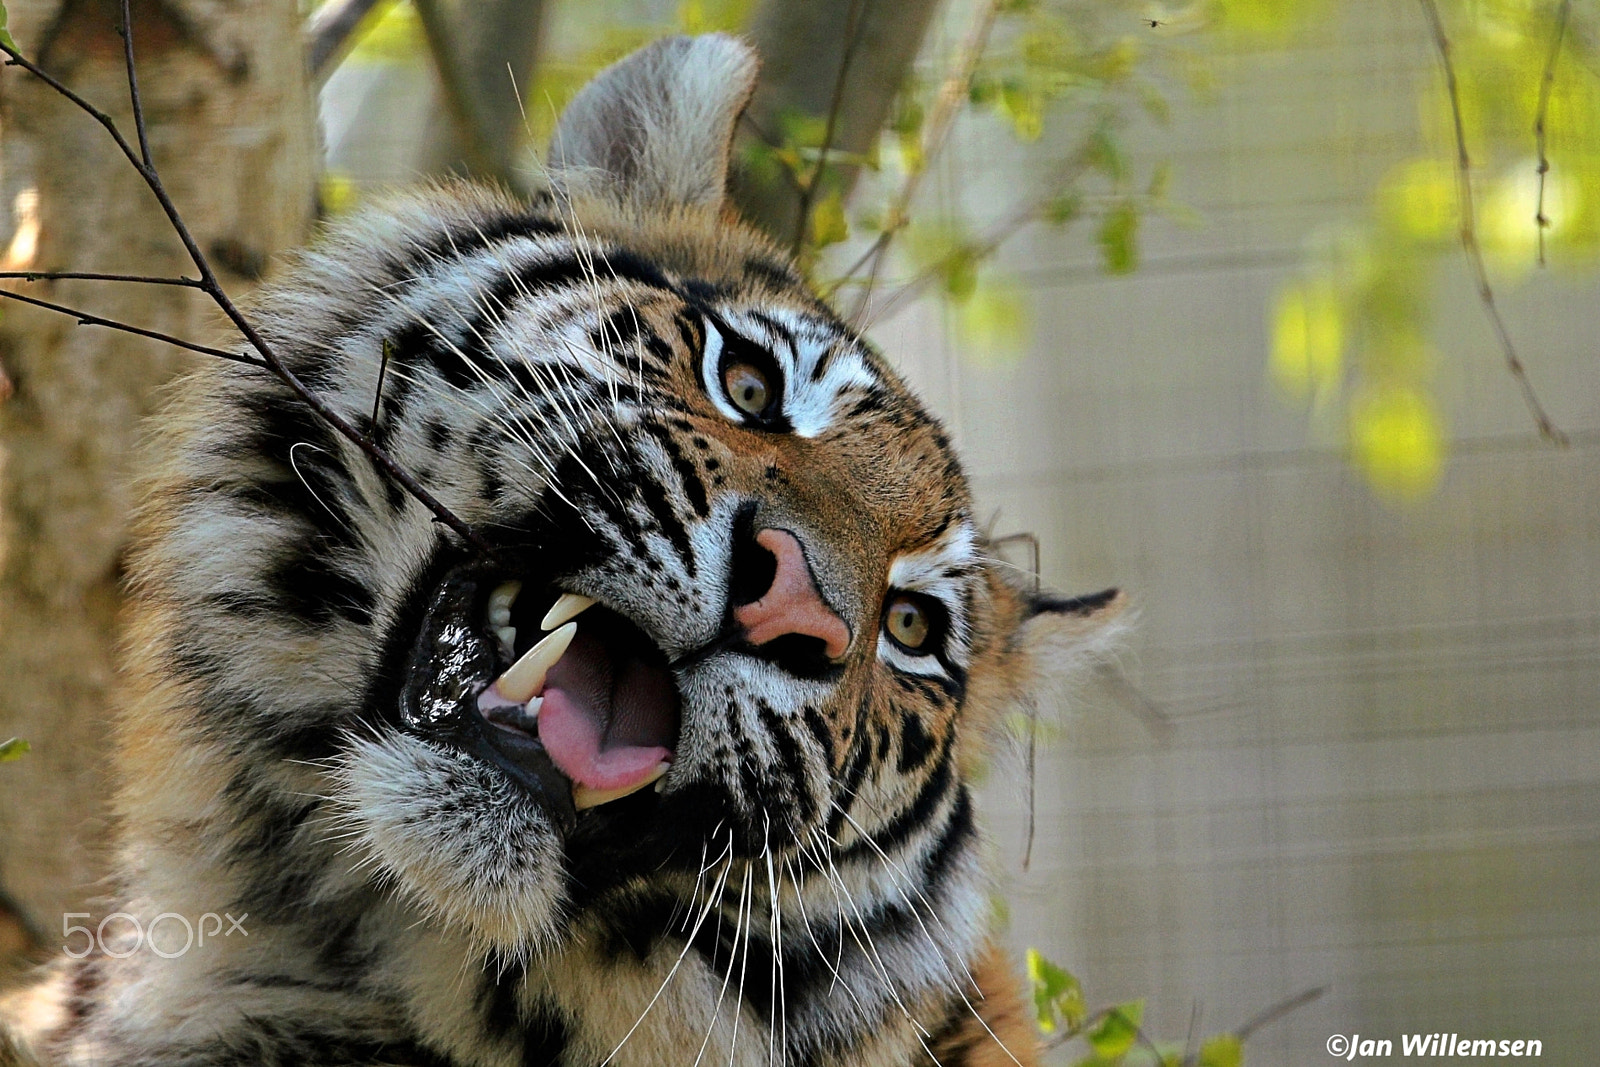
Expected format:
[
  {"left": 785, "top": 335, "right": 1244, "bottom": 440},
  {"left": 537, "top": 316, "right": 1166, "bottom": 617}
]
[{"left": 538, "top": 687, "right": 671, "bottom": 790}]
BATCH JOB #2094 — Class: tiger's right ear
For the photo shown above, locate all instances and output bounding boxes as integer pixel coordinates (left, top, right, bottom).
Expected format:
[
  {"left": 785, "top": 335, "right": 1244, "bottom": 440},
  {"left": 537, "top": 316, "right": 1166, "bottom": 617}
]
[{"left": 548, "top": 34, "right": 759, "bottom": 211}]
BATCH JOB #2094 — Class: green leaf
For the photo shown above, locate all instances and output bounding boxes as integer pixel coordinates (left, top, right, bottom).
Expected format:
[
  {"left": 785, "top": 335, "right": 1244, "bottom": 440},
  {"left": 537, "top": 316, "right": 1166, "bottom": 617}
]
[
  {"left": 1044, "top": 192, "right": 1082, "bottom": 226},
  {"left": 1085, "top": 125, "right": 1127, "bottom": 183},
  {"left": 809, "top": 191, "right": 850, "bottom": 250},
  {"left": 1025, "top": 948, "right": 1085, "bottom": 1033},
  {"left": 1086, "top": 1001, "right": 1144, "bottom": 1059},
  {"left": 940, "top": 248, "right": 979, "bottom": 301},
  {"left": 0, "top": 0, "right": 17, "bottom": 52},
  {"left": 0, "top": 737, "right": 30, "bottom": 763},
  {"left": 1097, "top": 203, "right": 1140, "bottom": 274},
  {"left": 1199, "top": 1034, "right": 1245, "bottom": 1067},
  {"left": 1147, "top": 162, "right": 1173, "bottom": 201}
]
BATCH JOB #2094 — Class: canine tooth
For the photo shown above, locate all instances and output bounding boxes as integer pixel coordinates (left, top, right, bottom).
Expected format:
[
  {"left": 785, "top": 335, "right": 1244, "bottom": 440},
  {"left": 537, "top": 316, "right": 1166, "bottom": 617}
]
[
  {"left": 495, "top": 625, "right": 517, "bottom": 651},
  {"left": 488, "top": 581, "right": 522, "bottom": 628},
  {"left": 572, "top": 762, "right": 670, "bottom": 810},
  {"left": 493, "top": 622, "right": 576, "bottom": 703},
  {"left": 541, "top": 593, "right": 596, "bottom": 632}
]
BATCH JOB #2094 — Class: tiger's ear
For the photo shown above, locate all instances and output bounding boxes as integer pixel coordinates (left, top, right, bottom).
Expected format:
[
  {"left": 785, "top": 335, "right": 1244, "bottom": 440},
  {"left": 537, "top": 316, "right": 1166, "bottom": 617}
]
[
  {"left": 1017, "top": 588, "right": 1132, "bottom": 671},
  {"left": 1014, "top": 588, "right": 1129, "bottom": 683},
  {"left": 970, "top": 583, "right": 1130, "bottom": 721},
  {"left": 548, "top": 34, "right": 759, "bottom": 210}
]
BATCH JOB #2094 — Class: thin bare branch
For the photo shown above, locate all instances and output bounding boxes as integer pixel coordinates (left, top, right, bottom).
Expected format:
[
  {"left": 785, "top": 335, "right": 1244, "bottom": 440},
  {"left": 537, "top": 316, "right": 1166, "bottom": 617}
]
[
  {"left": 1416, "top": 0, "right": 1567, "bottom": 445},
  {"left": 1533, "top": 0, "right": 1572, "bottom": 266},
  {"left": 307, "top": 0, "right": 389, "bottom": 80},
  {"left": 1234, "top": 985, "right": 1328, "bottom": 1042},
  {"left": 790, "top": 0, "right": 869, "bottom": 258},
  {"left": 371, "top": 337, "right": 394, "bottom": 433},
  {"left": 990, "top": 529, "right": 1041, "bottom": 870},
  {"left": 0, "top": 287, "right": 265, "bottom": 368},
  {"left": 1, "top": 13, "right": 494, "bottom": 555},
  {"left": 1182, "top": 1000, "right": 1203, "bottom": 1067},
  {"left": 844, "top": 0, "right": 1004, "bottom": 322},
  {"left": 853, "top": 154, "right": 1092, "bottom": 326},
  {"left": 115, "top": 11, "right": 153, "bottom": 169},
  {"left": 0, "top": 271, "right": 202, "bottom": 287}
]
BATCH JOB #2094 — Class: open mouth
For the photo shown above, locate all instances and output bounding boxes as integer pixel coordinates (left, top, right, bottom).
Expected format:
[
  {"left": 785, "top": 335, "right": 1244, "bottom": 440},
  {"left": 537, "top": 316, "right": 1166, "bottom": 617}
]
[
  {"left": 396, "top": 562, "right": 682, "bottom": 823},
  {"left": 477, "top": 583, "right": 680, "bottom": 810}
]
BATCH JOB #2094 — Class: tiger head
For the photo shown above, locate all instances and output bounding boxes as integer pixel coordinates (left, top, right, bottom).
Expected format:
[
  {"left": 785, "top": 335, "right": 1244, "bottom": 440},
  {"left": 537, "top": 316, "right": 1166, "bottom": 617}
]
[{"left": 106, "top": 31, "right": 1123, "bottom": 1065}]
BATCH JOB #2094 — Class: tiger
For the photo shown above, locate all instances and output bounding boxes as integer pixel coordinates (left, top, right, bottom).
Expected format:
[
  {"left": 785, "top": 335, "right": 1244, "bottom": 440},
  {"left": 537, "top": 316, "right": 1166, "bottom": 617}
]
[{"left": 1, "top": 32, "right": 1124, "bottom": 1067}]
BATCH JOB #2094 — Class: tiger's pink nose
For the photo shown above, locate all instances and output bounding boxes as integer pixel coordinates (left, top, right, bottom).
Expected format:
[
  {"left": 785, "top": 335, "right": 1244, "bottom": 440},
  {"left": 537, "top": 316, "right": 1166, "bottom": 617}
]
[{"left": 733, "top": 529, "right": 851, "bottom": 660}]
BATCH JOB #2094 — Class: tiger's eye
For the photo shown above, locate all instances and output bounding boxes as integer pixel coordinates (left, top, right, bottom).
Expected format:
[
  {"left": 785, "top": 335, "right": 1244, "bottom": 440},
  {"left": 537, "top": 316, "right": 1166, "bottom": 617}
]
[
  {"left": 723, "top": 362, "right": 772, "bottom": 417},
  {"left": 885, "top": 595, "right": 931, "bottom": 650}
]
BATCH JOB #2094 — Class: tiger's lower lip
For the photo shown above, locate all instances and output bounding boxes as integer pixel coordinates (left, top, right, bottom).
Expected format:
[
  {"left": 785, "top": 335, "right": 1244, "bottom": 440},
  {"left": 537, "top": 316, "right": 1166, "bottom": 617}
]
[{"left": 397, "top": 563, "right": 577, "bottom": 830}]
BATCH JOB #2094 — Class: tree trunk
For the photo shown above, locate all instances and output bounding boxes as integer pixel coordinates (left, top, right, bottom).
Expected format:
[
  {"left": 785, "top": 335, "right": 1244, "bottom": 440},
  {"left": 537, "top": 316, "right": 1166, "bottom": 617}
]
[
  {"left": 413, "top": 0, "right": 547, "bottom": 190},
  {"left": 0, "top": 0, "right": 315, "bottom": 974}
]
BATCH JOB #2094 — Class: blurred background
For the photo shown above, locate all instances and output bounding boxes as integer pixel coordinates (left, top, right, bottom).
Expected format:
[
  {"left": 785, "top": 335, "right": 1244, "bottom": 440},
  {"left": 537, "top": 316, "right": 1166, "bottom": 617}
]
[{"left": 1, "top": 0, "right": 1596, "bottom": 1061}]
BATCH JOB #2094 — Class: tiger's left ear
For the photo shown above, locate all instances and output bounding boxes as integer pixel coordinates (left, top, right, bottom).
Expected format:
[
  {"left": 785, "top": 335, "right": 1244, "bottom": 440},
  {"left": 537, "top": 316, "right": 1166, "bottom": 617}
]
[{"left": 548, "top": 33, "right": 759, "bottom": 210}]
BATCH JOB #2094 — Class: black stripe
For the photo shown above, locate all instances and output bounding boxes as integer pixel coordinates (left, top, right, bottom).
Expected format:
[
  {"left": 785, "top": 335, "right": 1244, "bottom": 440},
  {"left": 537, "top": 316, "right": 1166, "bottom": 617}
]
[
  {"left": 742, "top": 256, "right": 802, "bottom": 289},
  {"left": 395, "top": 211, "right": 565, "bottom": 280},
  {"left": 826, "top": 725, "right": 874, "bottom": 839},
  {"left": 624, "top": 451, "right": 699, "bottom": 579},
  {"left": 477, "top": 951, "right": 526, "bottom": 1041},
  {"left": 638, "top": 422, "right": 711, "bottom": 519},
  {"left": 801, "top": 705, "right": 837, "bottom": 771},
  {"left": 262, "top": 550, "right": 375, "bottom": 628},
  {"left": 754, "top": 699, "right": 815, "bottom": 829},
  {"left": 897, "top": 709, "right": 936, "bottom": 773},
  {"left": 920, "top": 784, "right": 975, "bottom": 893},
  {"left": 841, "top": 732, "right": 954, "bottom": 860}
]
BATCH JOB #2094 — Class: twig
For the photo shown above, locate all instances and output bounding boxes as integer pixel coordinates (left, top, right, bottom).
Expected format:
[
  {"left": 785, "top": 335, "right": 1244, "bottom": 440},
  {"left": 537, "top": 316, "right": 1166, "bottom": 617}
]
[
  {"left": 307, "top": 0, "right": 390, "bottom": 80},
  {"left": 790, "top": 0, "right": 870, "bottom": 258},
  {"left": 856, "top": 154, "right": 1092, "bottom": 326},
  {"left": 1533, "top": 0, "right": 1571, "bottom": 267},
  {"left": 1, "top": 10, "right": 493, "bottom": 554},
  {"left": 1234, "top": 985, "right": 1327, "bottom": 1042},
  {"left": 1416, "top": 0, "right": 1566, "bottom": 445},
  {"left": 1182, "top": 1000, "right": 1202, "bottom": 1067},
  {"left": 370, "top": 337, "right": 394, "bottom": 433},
  {"left": 990, "top": 529, "right": 1041, "bottom": 870},
  {"left": 0, "top": 287, "right": 265, "bottom": 368},
  {"left": 116, "top": 10, "right": 153, "bottom": 169},
  {"left": 844, "top": 0, "right": 1004, "bottom": 322},
  {"left": 0, "top": 271, "right": 202, "bottom": 287},
  {"left": 1133, "top": 1022, "right": 1166, "bottom": 1067}
]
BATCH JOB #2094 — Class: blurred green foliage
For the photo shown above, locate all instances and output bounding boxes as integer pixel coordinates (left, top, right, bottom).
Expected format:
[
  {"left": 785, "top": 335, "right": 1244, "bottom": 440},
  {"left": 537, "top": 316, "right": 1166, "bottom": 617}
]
[
  {"left": 1266, "top": 0, "right": 1595, "bottom": 498},
  {"left": 0, "top": 739, "right": 29, "bottom": 763},
  {"left": 804, "top": 0, "right": 1195, "bottom": 344},
  {"left": 1028, "top": 948, "right": 1273, "bottom": 1066}
]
